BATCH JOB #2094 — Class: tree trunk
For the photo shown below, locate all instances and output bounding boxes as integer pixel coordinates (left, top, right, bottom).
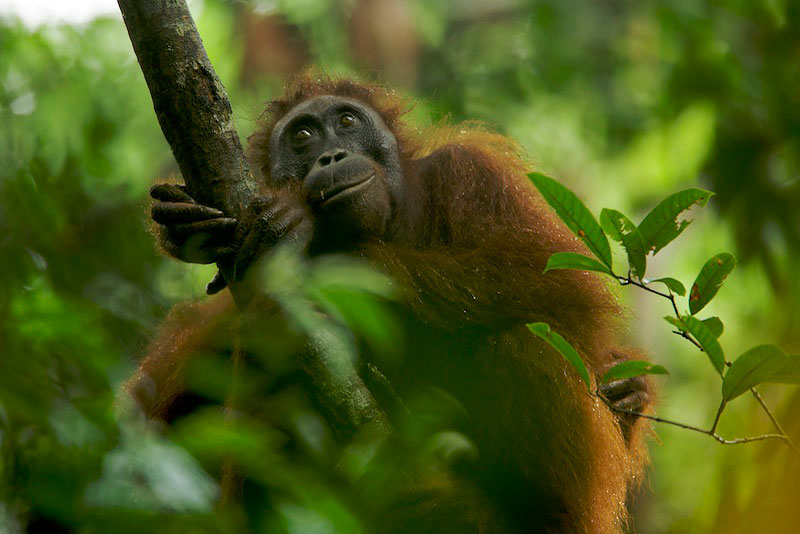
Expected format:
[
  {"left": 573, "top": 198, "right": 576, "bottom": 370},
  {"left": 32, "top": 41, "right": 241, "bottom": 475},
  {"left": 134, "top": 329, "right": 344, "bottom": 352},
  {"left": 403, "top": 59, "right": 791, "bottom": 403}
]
[
  {"left": 117, "top": 0, "right": 258, "bottom": 216},
  {"left": 117, "top": 0, "right": 390, "bottom": 439}
]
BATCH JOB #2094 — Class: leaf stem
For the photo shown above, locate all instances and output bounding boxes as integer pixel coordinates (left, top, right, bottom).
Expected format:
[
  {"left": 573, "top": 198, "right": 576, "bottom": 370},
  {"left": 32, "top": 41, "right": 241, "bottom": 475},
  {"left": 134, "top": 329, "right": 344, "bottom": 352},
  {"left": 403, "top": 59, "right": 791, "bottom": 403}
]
[{"left": 709, "top": 399, "right": 726, "bottom": 434}]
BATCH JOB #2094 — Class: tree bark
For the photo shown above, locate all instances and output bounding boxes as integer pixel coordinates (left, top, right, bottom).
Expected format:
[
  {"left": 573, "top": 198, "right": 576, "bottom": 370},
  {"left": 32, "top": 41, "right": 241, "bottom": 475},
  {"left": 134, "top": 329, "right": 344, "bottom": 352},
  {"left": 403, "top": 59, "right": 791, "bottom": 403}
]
[
  {"left": 117, "top": 0, "right": 258, "bottom": 216},
  {"left": 117, "top": 0, "right": 390, "bottom": 439}
]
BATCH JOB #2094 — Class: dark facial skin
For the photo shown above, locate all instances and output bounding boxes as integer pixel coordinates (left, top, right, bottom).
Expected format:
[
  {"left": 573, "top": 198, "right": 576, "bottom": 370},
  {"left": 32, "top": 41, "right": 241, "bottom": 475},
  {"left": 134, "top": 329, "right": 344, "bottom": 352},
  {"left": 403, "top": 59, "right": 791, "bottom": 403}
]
[{"left": 268, "top": 95, "right": 404, "bottom": 251}]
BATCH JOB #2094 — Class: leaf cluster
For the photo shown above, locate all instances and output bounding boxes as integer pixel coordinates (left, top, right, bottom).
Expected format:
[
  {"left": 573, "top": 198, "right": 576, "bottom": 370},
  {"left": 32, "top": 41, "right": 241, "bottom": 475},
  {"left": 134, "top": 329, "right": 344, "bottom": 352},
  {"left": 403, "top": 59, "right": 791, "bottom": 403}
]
[{"left": 527, "top": 173, "right": 799, "bottom": 448}]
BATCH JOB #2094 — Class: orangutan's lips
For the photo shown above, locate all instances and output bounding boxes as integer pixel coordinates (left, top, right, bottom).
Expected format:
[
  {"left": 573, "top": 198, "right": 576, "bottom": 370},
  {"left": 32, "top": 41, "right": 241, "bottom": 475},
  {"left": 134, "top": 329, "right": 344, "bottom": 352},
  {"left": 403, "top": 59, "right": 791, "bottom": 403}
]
[{"left": 316, "top": 173, "right": 375, "bottom": 206}]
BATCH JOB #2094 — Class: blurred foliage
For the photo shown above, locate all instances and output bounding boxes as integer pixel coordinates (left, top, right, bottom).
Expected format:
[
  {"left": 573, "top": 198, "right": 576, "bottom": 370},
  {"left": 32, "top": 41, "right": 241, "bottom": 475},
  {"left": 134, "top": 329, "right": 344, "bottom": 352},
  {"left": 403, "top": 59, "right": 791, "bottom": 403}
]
[{"left": 1, "top": 0, "right": 799, "bottom": 532}]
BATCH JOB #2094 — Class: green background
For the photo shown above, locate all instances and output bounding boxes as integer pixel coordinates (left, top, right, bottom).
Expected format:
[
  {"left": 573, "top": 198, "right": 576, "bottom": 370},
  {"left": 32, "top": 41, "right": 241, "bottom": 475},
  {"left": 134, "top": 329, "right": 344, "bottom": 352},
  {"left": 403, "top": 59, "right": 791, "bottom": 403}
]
[{"left": 1, "top": 0, "right": 799, "bottom": 531}]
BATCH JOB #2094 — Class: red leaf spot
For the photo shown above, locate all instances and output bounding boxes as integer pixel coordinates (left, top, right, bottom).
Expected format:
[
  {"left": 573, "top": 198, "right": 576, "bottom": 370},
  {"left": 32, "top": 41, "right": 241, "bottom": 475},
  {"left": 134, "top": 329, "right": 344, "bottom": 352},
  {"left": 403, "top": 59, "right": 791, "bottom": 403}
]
[
  {"left": 578, "top": 230, "right": 586, "bottom": 237},
  {"left": 690, "top": 283, "right": 700, "bottom": 301}
]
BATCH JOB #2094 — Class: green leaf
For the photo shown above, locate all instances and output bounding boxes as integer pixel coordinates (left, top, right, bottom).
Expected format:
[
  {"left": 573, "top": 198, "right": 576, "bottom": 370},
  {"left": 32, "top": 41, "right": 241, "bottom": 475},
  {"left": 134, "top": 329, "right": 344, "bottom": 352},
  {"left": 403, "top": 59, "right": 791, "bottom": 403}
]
[
  {"left": 665, "top": 315, "right": 726, "bottom": 376},
  {"left": 638, "top": 188, "right": 714, "bottom": 255},
  {"left": 722, "top": 345, "right": 788, "bottom": 401},
  {"left": 689, "top": 253, "right": 736, "bottom": 315},
  {"left": 600, "top": 208, "right": 647, "bottom": 278},
  {"left": 314, "top": 286, "right": 402, "bottom": 360},
  {"left": 650, "top": 277, "right": 686, "bottom": 296},
  {"left": 701, "top": 317, "right": 724, "bottom": 338},
  {"left": 311, "top": 256, "right": 398, "bottom": 299},
  {"left": 527, "top": 322, "right": 590, "bottom": 391},
  {"left": 543, "top": 252, "right": 612, "bottom": 275},
  {"left": 600, "top": 360, "right": 669, "bottom": 383},
  {"left": 767, "top": 355, "right": 800, "bottom": 385},
  {"left": 529, "top": 173, "right": 612, "bottom": 269}
]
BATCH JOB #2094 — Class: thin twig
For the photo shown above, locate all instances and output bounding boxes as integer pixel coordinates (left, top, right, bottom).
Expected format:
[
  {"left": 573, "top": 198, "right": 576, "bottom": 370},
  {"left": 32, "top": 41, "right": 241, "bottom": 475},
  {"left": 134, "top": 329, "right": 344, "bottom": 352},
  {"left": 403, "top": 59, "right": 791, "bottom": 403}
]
[
  {"left": 670, "top": 329, "right": 704, "bottom": 351},
  {"left": 615, "top": 273, "right": 702, "bottom": 349},
  {"left": 618, "top": 276, "right": 673, "bottom": 302},
  {"left": 708, "top": 433, "right": 790, "bottom": 445},
  {"left": 709, "top": 399, "right": 726, "bottom": 434},
  {"left": 597, "top": 394, "right": 796, "bottom": 449},
  {"left": 751, "top": 388, "right": 799, "bottom": 454}
]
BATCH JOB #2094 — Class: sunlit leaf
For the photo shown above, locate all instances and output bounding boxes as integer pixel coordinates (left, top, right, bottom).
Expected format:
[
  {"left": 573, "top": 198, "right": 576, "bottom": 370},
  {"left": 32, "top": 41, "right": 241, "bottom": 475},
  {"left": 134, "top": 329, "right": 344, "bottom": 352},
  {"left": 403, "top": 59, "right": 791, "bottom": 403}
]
[
  {"left": 306, "top": 256, "right": 403, "bottom": 361},
  {"left": 689, "top": 253, "right": 736, "bottom": 315},
  {"left": 529, "top": 173, "right": 612, "bottom": 269},
  {"left": 665, "top": 316, "right": 726, "bottom": 376},
  {"left": 638, "top": 188, "right": 714, "bottom": 255},
  {"left": 310, "top": 256, "right": 398, "bottom": 299},
  {"left": 701, "top": 317, "right": 724, "bottom": 338},
  {"left": 543, "top": 252, "right": 612, "bottom": 275},
  {"left": 650, "top": 277, "right": 686, "bottom": 296},
  {"left": 600, "top": 208, "right": 647, "bottom": 277},
  {"left": 314, "top": 286, "right": 402, "bottom": 361},
  {"left": 722, "top": 345, "right": 788, "bottom": 401},
  {"left": 768, "top": 355, "right": 800, "bottom": 385},
  {"left": 422, "top": 430, "right": 478, "bottom": 466},
  {"left": 527, "top": 322, "right": 590, "bottom": 390},
  {"left": 600, "top": 360, "right": 669, "bottom": 383}
]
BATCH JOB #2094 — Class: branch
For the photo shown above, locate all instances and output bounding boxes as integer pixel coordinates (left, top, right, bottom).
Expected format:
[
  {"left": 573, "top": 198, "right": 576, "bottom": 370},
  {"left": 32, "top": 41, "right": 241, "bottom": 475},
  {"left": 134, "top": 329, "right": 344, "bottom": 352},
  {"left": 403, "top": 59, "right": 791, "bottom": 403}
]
[
  {"left": 612, "top": 271, "right": 797, "bottom": 451},
  {"left": 596, "top": 393, "right": 796, "bottom": 450},
  {"left": 117, "top": 0, "right": 258, "bottom": 216},
  {"left": 117, "top": 0, "right": 390, "bottom": 440},
  {"left": 616, "top": 273, "right": 703, "bottom": 350},
  {"left": 750, "top": 388, "right": 798, "bottom": 453}
]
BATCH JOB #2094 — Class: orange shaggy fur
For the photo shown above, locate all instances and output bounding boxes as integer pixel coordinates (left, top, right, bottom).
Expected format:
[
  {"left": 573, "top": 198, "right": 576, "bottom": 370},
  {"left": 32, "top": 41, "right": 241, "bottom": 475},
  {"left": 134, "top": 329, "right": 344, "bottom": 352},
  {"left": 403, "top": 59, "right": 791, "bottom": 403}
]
[{"left": 129, "top": 74, "right": 649, "bottom": 534}]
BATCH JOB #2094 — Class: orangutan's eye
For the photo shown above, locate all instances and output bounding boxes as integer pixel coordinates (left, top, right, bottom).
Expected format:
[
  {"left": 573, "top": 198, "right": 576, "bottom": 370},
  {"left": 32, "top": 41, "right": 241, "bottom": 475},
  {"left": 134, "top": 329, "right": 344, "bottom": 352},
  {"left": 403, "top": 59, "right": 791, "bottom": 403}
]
[
  {"left": 339, "top": 112, "right": 356, "bottom": 127},
  {"left": 294, "top": 127, "right": 313, "bottom": 141}
]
